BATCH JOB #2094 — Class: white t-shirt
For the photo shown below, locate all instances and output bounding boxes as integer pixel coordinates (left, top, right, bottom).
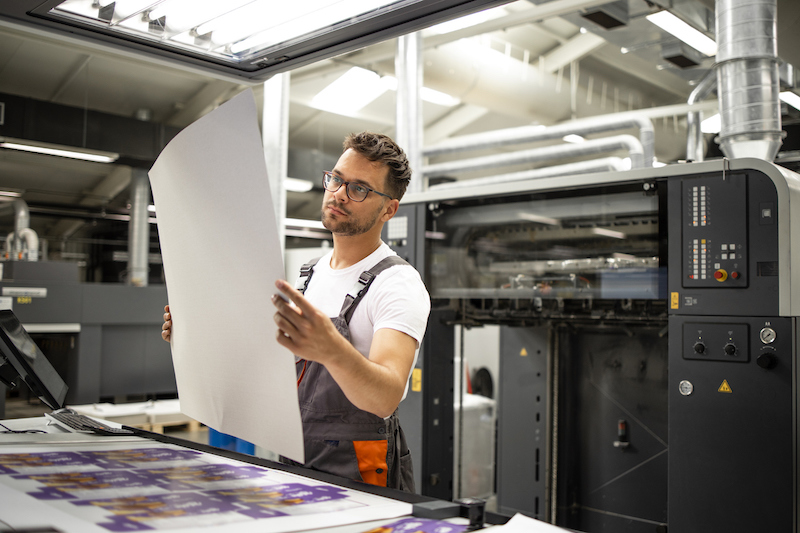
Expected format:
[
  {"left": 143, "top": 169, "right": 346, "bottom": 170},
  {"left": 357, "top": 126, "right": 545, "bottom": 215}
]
[{"left": 301, "top": 242, "right": 431, "bottom": 399}]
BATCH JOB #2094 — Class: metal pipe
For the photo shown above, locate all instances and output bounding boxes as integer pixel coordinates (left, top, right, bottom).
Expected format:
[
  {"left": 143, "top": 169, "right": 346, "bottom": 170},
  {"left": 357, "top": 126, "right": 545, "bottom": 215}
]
[
  {"left": 18, "top": 228, "right": 38, "bottom": 261},
  {"left": 423, "top": 135, "right": 644, "bottom": 178},
  {"left": 127, "top": 168, "right": 150, "bottom": 287},
  {"left": 6, "top": 199, "right": 36, "bottom": 261},
  {"left": 428, "top": 157, "right": 626, "bottom": 191},
  {"left": 424, "top": 115, "right": 655, "bottom": 167},
  {"left": 686, "top": 71, "right": 717, "bottom": 162},
  {"left": 395, "top": 32, "right": 424, "bottom": 194},
  {"left": 715, "top": 0, "right": 783, "bottom": 160}
]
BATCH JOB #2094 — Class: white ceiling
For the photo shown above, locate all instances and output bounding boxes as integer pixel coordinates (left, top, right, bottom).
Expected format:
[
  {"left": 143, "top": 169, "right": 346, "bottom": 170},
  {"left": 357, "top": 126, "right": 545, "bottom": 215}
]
[{"left": 0, "top": 0, "right": 797, "bottom": 248}]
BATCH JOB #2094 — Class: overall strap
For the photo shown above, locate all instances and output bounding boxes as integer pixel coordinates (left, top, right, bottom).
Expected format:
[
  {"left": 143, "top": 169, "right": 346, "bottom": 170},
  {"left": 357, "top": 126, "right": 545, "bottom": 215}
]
[
  {"left": 338, "top": 255, "right": 410, "bottom": 325},
  {"left": 295, "top": 257, "right": 322, "bottom": 294}
]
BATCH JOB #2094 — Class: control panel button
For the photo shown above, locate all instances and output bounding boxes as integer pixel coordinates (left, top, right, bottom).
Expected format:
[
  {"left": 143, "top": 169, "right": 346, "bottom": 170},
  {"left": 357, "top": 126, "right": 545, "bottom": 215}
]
[
  {"left": 757, "top": 353, "right": 777, "bottom": 369},
  {"left": 693, "top": 342, "right": 706, "bottom": 354},
  {"left": 714, "top": 269, "right": 728, "bottom": 282},
  {"left": 731, "top": 271, "right": 740, "bottom": 279},
  {"left": 759, "top": 327, "right": 776, "bottom": 344},
  {"left": 724, "top": 343, "right": 737, "bottom": 356}
]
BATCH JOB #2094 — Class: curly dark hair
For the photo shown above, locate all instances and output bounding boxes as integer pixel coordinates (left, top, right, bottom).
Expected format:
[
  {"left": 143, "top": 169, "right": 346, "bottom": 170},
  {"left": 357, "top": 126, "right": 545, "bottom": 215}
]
[{"left": 343, "top": 132, "right": 411, "bottom": 200}]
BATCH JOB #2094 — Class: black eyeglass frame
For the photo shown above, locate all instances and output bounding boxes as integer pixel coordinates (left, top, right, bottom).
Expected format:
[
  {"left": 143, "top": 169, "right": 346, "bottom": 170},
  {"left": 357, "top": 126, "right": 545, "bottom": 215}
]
[{"left": 322, "top": 171, "right": 393, "bottom": 202}]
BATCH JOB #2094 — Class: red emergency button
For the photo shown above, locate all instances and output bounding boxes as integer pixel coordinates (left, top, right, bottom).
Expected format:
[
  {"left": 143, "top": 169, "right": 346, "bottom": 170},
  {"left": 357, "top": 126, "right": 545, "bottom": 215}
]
[{"left": 714, "top": 269, "right": 728, "bottom": 282}]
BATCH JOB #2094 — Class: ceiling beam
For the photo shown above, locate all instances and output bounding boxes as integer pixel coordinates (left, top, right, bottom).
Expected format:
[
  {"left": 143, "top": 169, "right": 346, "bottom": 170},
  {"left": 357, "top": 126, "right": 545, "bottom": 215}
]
[{"left": 540, "top": 32, "right": 606, "bottom": 73}]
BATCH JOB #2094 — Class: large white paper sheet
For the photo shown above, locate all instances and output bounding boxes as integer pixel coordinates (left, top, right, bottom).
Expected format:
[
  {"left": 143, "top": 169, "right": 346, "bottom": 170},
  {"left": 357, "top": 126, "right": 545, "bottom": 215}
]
[{"left": 148, "top": 89, "right": 303, "bottom": 462}]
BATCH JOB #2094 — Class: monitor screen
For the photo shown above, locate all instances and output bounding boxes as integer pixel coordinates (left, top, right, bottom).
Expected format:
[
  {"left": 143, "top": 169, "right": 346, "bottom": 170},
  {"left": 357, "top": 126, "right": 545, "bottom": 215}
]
[{"left": 0, "top": 310, "right": 68, "bottom": 410}]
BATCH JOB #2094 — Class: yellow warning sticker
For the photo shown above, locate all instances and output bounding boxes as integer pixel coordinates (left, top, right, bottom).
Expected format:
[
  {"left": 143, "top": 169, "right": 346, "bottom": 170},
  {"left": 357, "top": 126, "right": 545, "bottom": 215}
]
[
  {"left": 520, "top": 347, "right": 528, "bottom": 356},
  {"left": 411, "top": 368, "right": 422, "bottom": 392},
  {"left": 671, "top": 292, "right": 679, "bottom": 309},
  {"left": 718, "top": 380, "right": 732, "bottom": 393}
]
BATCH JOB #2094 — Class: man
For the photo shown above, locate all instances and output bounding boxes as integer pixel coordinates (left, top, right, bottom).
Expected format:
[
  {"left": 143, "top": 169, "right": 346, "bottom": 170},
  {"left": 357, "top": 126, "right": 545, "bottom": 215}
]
[{"left": 163, "top": 132, "right": 430, "bottom": 493}]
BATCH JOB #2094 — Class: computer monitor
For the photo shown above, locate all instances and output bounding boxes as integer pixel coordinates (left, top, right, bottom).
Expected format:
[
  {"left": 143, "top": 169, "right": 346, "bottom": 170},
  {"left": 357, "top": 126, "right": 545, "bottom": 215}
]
[{"left": 0, "top": 309, "right": 67, "bottom": 410}]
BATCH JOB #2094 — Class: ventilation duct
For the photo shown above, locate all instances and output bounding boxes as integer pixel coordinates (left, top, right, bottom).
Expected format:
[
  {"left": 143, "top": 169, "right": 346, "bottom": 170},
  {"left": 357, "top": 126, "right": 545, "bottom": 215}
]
[
  {"left": 686, "top": 72, "right": 717, "bottom": 161},
  {"left": 662, "top": 41, "right": 704, "bottom": 69},
  {"left": 422, "top": 135, "right": 645, "bottom": 178},
  {"left": 424, "top": 115, "right": 655, "bottom": 167},
  {"left": 3, "top": 199, "right": 38, "bottom": 261},
  {"left": 580, "top": 0, "right": 628, "bottom": 29},
  {"left": 715, "top": 0, "right": 783, "bottom": 160},
  {"left": 428, "top": 157, "right": 627, "bottom": 191}
]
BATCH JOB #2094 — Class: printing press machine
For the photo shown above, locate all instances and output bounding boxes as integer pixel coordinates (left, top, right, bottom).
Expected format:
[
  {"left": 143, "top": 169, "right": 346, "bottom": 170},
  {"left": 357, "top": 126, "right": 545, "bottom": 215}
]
[{"left": 385, "top": 158, "right": 800, "bottom": 533}]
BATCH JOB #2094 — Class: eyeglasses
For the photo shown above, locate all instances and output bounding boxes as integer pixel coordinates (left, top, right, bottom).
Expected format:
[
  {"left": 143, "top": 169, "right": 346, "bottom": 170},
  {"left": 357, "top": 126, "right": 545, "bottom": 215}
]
[{"left": 322, "top": 171, "right": 393, "bottom": 202}]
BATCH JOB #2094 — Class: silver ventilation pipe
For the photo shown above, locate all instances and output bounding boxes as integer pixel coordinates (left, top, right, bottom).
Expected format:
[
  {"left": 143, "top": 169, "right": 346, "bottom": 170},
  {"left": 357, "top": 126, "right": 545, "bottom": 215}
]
[
  {"left": 4, "top": 199, "right": 38, "bottom": 261},
  {"left": 424, "top": 115, "right": 655, "bottom": 167},
  {"left": 422, "top": 135, "right": 645, "bottom": 178},
  {"left": 715, "top": 0, "right": 783, "bottom": 160},
  {"left": 686, "top": 72, "right": 717, "bottom": 162},
  {"left": 127, "top": 168, "right": 150, "bottom": 287},
  {"left": 429, "top": 157, "right": 626, "bottom": 191}
]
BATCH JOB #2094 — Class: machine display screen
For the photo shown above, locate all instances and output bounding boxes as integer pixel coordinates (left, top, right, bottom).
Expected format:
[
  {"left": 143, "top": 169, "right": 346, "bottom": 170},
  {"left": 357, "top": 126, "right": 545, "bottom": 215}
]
[{"left": 0, "top": 310, "right": 67, "bottom": 410}]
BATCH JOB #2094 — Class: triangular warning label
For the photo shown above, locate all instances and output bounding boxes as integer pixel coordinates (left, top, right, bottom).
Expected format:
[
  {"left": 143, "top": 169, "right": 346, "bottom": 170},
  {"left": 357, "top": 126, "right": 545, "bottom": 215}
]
[
  {"left": 718, "top": 380, "right": 732, "bottom": 393},
  {"left": 520, "top": 348, "right": 528, "bottom": 356}
]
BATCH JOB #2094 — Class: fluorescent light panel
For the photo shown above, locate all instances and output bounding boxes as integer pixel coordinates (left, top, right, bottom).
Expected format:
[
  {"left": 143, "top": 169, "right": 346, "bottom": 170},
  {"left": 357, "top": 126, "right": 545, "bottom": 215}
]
[
  {"left": 51, "top": 0, "right": 401, "bottom": 63},
  {"left": 285, "top": 177, "right": 314, "bottom": 193},
  {"left": 646, "top": 10, "right": 717, "bottom": 57},
  {"left": 701, "top": 113, "right": 721, "bottom": 134},
  {"left": 780, "top": 91, "right": 800, "bottom": 111},
  {"left": 0, "top": 139, "right": 119, "bottom": 163},
  {"left": 310, "top": 67, "right": 460, "bottom": 116}
]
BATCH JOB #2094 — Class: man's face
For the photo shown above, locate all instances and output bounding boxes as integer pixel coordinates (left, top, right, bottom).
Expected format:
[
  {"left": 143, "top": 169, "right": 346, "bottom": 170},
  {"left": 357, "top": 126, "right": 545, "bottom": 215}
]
[{"left": 320, "top": 149, "right": 391, "bottom": 237}]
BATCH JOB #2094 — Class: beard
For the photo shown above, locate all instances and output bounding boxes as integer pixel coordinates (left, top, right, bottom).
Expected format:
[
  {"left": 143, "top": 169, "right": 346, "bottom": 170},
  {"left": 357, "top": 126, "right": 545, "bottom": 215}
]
[{"left": 321, "top": 200, "right": 383, "bottom": 237}]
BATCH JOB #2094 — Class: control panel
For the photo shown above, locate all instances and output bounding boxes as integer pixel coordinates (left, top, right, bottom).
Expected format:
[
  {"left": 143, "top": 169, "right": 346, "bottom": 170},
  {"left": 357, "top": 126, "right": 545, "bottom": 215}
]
[
  {"left": 681, "top": 175, "right": 748, "bottom": 288},
  {"left": 682, "top": 322, "right": 749, "bottom": 363}
]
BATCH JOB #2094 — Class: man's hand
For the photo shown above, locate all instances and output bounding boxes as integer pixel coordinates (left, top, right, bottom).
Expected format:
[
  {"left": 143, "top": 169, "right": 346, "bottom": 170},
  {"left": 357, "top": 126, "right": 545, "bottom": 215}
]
[
  {"left": 271, "top": 279, "right": 417, "bottom": 418},
  {"left": 162, "top": 304, "right": 172, "bottom": 342},
  {"left": 271, "top": 280, "right": 350, "bottom": 365}
]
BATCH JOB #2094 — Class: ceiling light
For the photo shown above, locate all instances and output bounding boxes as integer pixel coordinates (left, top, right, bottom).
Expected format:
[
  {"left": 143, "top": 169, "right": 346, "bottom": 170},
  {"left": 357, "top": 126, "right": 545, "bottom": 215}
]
[
  {"left": 312, "top": 70, "right": 461, "bottom": 115},
  {"left": 0, "top": 138, "right": 119, "bottom": 163},
  {"left": 701, "top": 113, "right": 721, "bottom": 134},
  {"left": 780, "top": 91, "right": 800, "bottom": 111},
  {"left": 420, "top": 87, "right": 461, "bottom": 107},
  {"left": 646, "top": 10, "right": 717, "bottom": 57},
  {"left": 310, "top": 67, "right": 392, "bottom": 116},
  {"left": 592, "top": 227, "right": 627, "bottom": 239},
  {"left": 381, "top": 76, "right": 460, "bottom": 107},
  {"left": 25, "top": 0, "right": 516, "bottom": 80},
  {"left": 285, "top": 218, "right": 326, "bottom": 230},
  {"left": 563, "top": 134, "right": 586, "bottom": 144},
  {"left": 285, "top": 178, "right": 314, "bottom": 193}
]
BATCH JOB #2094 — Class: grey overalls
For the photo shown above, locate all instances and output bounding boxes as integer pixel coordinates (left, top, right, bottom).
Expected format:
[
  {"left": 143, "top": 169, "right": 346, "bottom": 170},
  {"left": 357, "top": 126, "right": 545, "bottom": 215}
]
[{"left": 290, "top": 255, "right": 415, "bottom": 492}]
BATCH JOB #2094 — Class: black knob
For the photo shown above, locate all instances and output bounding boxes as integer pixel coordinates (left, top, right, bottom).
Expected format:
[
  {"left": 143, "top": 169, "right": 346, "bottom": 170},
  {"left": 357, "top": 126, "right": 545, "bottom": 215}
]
[
  {"left": 693, "top": 342, "right": 706, "bottom": 354},
  {"left": 724, "top": 343, "right": 736, "bottom": 356},
  {"left": 757, "top": 354, "right": 777, "bottom": 369}
]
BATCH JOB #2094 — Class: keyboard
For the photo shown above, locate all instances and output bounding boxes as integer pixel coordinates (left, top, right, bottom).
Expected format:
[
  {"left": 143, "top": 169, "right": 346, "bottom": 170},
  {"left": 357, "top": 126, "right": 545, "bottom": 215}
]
[{"left": 45, "top": 408, "right": 136, "bottom": 436}]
